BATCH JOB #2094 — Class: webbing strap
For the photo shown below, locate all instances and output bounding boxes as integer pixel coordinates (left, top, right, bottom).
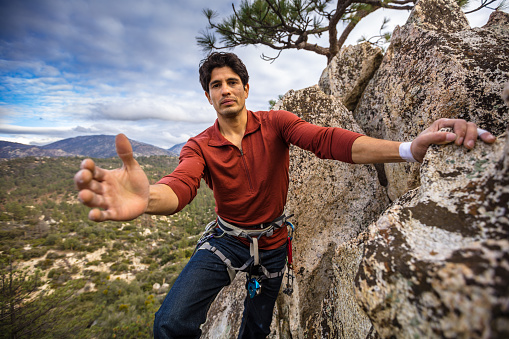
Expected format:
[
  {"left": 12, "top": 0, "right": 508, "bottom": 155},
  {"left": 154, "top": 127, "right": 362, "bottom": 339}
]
[
  {"left": 198, "top": 242, "right": 285, "bottom": 283},
  {"left": 251, "top": 238, "right": 259, "bottom": 266},
  {"left": 261, "top": 265, "right": 285, "bottom": 279},
  {"left": 216, "top": 214, "right": 286, "bottom": 239},
  {"left": 198, "top": 242, "right": 252, "bottom": 271}
]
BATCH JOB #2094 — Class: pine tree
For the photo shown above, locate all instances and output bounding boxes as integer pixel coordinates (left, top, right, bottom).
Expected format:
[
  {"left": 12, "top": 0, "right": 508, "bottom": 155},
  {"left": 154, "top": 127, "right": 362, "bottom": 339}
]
[
  {"left": 197, "top": 0, "right": 506, "bottom": 64},
  {"left": 0, "top": 262, "right": 81, "bottom": 338}
]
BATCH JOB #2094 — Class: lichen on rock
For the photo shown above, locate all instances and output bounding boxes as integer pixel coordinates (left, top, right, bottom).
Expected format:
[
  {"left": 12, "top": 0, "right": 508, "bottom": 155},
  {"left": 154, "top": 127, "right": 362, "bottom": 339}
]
[
  {"left": 356, "top": 130, "right": 509, "bottom": 338},
  {"left": 319, "top": 42, "right": 383, "bottom": 112}
]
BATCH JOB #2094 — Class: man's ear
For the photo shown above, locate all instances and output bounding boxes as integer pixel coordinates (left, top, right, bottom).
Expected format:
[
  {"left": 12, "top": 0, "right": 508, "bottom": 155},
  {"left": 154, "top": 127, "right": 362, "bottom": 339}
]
[
  {"left": 205, "top": 91, "right": 212, "bottom": 105},
  {"left": 244, "top": 83, "right": 249, "bottom": 99}
]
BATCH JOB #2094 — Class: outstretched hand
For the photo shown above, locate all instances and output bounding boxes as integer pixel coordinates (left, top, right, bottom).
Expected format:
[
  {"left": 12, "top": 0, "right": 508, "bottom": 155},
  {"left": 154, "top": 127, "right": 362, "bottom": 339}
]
[
  {"left": 74, "top": 134, "right": 150, "bottom": 222},
  {"left": 411, "top": 118, "right": 496, "bottom": 162}
]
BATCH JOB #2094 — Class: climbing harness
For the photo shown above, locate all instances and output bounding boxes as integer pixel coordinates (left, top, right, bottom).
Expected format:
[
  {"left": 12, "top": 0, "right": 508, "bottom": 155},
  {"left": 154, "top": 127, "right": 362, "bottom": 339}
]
[{"left": 194, "top": 214, "right": 295, "bottom": 298}]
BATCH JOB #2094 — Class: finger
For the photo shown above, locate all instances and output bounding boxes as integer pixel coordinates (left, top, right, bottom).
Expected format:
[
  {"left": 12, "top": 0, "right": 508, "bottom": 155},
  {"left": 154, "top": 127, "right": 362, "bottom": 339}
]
[
  {"left": 92, "top": 165, "right": 108, "bottom": 182},
  {"left": 74, "top": 168, "right": 93, "bottom": 189},
  {"left": 432, "top": 119, "right": 469, "bottom": 145},
  {"left": 463, "top": 122, "right": 478, "bottom": 149},
  {"left": 79, "top": 158, "right": 109, "bottom": 182},
  {"left": 78, "top": 188, "right": 105, "bottom": 208},
  {"left": 116, "top": 134, "right": 137, "bottom": 169},
  {"left": 449, "top": 120, "right": 467, "bottom": 146},
  {"left": 89, "top": 208, "right": 103, "bottom": 222},
  {"left": 479, "top": 129, "right": 496, "bottom": 144},
  {"left": 433, "top": 118, "right": 452, "bottom": 130},
  {"left": 76, "top": 175, "right": 103, "bottom": 194},
  {"left": 423, "top": 131, "right": 458, "bottom": 145},
  {"left": 80, "top": 158, "right": 95, "bottom": 171},
  {"left": 89, "top": 208, "right": 113, "bottom": 222}
]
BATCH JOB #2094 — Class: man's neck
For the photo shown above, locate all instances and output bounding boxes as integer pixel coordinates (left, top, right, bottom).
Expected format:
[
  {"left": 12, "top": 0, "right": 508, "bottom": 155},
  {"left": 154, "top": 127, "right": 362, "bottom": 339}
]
[{"left": 218, "top": 109, "right": 248, "bottom": 149}]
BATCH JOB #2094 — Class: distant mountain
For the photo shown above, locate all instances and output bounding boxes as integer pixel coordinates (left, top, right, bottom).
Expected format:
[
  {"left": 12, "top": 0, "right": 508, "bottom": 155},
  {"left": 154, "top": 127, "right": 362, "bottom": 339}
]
[
  {"left": 168, "top": 142, "right": 186, "bottom": 156},
  {"left": 0, "top": 135, "right": 179, "bottom": 159},
  {"left": 43, "top": 135, "right": 174, "bottom": 158},
  {"left": 0, "top": 141, "right": 75, "bottom": 159}
]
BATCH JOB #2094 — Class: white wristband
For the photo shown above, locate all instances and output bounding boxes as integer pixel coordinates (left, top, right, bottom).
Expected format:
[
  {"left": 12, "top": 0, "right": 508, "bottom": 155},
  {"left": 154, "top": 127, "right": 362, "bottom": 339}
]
[{"left": 399, "top": 142, "right": 417, "bottom": 162}]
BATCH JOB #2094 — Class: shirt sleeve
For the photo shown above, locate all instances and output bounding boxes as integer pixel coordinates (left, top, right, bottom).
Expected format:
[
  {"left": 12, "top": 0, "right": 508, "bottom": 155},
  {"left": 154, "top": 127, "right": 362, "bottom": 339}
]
[
  {"left": 156, "top": 140, "right": 205, "bottom": 213},
  {"left": 273, "top": 110, "right": 364, "bottom": 163}
]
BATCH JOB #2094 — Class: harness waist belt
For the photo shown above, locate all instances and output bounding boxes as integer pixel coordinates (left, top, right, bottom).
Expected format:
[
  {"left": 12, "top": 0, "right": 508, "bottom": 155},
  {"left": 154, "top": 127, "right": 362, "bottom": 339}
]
[{"left": 216, "top": 214, "right": 286, "bottom": 239}]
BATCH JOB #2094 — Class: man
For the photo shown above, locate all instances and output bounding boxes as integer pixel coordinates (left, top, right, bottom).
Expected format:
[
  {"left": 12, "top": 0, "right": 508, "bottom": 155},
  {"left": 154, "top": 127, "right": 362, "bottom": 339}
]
[{"left": 74, "top": 52, "right": 496, "bottom": 338}]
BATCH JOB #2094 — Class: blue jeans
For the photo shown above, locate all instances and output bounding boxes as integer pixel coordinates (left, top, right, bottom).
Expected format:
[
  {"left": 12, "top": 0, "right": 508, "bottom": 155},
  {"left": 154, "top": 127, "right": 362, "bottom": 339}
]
[{"left": 153, "top": 232, "right": 287, "bottom": 339}]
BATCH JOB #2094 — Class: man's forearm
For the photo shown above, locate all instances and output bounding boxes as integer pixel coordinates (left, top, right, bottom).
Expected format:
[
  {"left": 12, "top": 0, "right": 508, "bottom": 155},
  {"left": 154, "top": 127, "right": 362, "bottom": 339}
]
[
  {"left": 351, "top": 136, "right": 406, "bottom": 164},
  {"left": 146, "top": 184, "right": 179, "bottom": 215}
]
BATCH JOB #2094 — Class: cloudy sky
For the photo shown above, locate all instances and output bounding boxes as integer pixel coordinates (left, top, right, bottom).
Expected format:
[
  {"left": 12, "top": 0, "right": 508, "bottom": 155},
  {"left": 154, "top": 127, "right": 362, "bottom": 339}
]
[{"left": 0, "top": 0, "right": 504, "bottom": 148}]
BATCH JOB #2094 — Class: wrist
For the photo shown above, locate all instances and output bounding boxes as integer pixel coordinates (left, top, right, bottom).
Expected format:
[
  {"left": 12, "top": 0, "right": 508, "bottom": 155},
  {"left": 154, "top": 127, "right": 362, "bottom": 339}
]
[{"left": 399, "top": 142, "right": 417, "bottom": 162}]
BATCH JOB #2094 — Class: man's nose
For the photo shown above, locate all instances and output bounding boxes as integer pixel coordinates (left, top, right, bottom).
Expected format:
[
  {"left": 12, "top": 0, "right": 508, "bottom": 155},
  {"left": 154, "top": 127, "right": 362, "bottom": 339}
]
[{"left": 220, "top": 83, "right": 231, "bottom": 95}]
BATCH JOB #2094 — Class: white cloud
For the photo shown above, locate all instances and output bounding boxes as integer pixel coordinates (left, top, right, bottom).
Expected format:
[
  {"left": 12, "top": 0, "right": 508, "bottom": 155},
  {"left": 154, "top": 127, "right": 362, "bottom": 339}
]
[
  {"left": 88, "top": 96, "right": 215, "bottom": 123},
  {"left": 0, "top": 124, "right": 77, "bottom": 135}
]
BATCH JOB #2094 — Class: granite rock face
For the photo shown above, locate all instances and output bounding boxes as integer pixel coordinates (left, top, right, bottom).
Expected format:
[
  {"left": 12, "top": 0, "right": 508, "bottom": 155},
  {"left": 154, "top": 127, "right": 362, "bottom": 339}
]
[
  {"left": 406, "top": 0, "right": 469, "bottom": 33},
  {"left": 319, "top": 42, "right": 383, "bottom": 111},
  {"left": 355, "top": 0, "right": 509, "bottom": 200},
  {"left": 272, "top": 86, "right": 390, "bottom": 337},
  {"left": 201, "top": 276, "right": 246, "bottom": 338},
  {"left": 356, "top": 128, "right": 509, "bottom": 338}
]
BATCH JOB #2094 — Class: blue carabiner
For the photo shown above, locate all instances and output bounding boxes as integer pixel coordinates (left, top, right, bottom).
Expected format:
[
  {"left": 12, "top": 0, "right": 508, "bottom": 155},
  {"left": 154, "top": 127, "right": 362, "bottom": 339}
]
[
  {"left": 285, "top": 221, "right": 295, "bottom": 240},
  {"left": 246, "top": 278, "right": 261, "bottom": 298}
]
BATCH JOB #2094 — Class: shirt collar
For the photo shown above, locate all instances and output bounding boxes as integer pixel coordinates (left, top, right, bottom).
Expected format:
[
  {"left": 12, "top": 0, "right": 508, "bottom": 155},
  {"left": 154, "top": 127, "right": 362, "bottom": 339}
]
[{"left": 208, "top": 110, "right": 261, "bottom": 147}]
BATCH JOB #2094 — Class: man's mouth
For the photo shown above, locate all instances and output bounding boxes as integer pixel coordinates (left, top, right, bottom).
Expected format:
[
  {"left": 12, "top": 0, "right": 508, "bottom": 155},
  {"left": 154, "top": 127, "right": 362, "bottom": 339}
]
[{"left": 221, "top": 98, "right": 236, "bottom": 105}]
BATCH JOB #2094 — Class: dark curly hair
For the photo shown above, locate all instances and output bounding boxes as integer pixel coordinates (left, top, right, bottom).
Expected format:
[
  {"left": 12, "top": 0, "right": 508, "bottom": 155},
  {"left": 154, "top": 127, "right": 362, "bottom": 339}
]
[{"left": 199, "top": 52, "right": 249, "bottom": 92}]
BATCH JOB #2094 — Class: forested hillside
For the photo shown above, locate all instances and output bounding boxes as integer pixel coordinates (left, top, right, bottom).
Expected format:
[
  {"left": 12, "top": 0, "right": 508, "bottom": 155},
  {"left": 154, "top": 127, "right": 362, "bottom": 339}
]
[
  {"left": 0, "top": 135, "right": 180, "bottom": 159},
  {"left": 0, "top": 156, "right": 215, "bottom": 338}
]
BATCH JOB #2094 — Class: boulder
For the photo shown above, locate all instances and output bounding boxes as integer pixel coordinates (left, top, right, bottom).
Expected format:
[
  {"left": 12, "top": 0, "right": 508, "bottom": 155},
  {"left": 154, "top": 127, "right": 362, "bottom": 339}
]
[
  {"left": 272, "top": 86, "right": 390, "bottom": 337},
  {"left": 160, "top": 282, "right": 170, "bottom": 294},
  {"left": 354, "top": 0, "right": 509, "bottom": 201},
  {"left": 201, "top": 276, "right": 247, "bottom": 338},
  {"left": 356, "top": 128, "right": 509, "bottom": 337},
  {"left": 319, "top": 42, "right": 383, "bottom": 112},
  {"left": 406, "top": 0, "right": 469, "bottom": 33}
]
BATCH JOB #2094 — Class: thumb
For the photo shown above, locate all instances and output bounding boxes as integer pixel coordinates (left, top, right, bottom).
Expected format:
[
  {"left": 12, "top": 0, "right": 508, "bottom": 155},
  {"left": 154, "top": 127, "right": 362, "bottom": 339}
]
[
  {"left": 412, "top": 131, "right": 457, "bottom": 162},
  {"left": 418, "top": 131, "right": 458, "bottom": 146},
  {"left": 115, "top": 133, "right": 137, "bottom": 168}
]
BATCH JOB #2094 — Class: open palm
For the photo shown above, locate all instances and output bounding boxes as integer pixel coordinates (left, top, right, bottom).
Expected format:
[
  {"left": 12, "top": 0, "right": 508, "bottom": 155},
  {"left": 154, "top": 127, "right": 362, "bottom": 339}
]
[{"left": 74, "top": 134, "right": 150, "bottom": 222}]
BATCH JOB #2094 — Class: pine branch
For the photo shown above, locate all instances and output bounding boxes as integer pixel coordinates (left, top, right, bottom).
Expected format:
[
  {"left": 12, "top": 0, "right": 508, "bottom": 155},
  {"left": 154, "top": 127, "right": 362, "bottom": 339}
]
[
  {"left": 464, "top": 0, "right": 499, "bottom": 13},
  {"left": 197, "top": 0, "right": 503, "bottom": 63}
]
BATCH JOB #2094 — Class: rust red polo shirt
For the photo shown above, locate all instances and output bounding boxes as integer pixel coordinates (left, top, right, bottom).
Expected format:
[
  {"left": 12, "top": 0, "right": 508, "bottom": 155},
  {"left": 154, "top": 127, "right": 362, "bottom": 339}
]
[{"left": 157, "top": 110, "right": 363, "bottom": 250}]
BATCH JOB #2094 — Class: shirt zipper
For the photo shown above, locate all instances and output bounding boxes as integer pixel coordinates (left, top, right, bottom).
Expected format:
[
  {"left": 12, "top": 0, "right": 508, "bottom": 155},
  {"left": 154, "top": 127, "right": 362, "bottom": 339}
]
[{"left": 239, "top": 148, "right": 254, "bottom": 192}]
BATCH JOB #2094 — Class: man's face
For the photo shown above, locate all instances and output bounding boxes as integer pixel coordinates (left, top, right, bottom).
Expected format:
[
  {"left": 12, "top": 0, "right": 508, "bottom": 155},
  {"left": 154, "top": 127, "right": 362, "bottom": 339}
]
[{"left": 205, "top": 66, "right": 249, "bottom": 119}]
